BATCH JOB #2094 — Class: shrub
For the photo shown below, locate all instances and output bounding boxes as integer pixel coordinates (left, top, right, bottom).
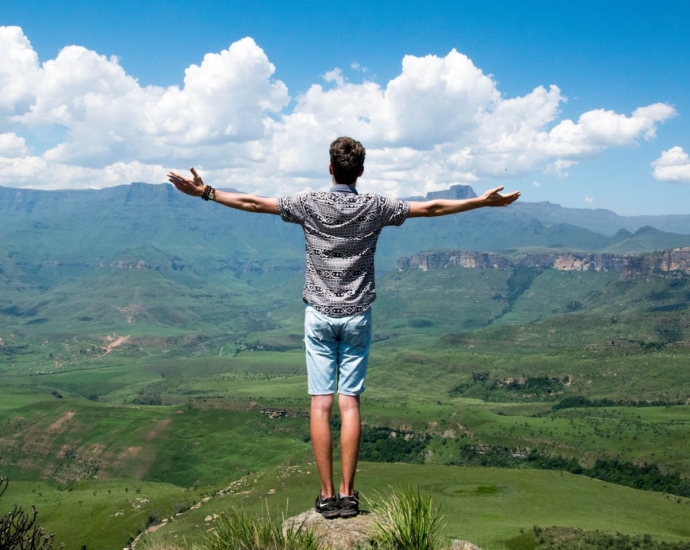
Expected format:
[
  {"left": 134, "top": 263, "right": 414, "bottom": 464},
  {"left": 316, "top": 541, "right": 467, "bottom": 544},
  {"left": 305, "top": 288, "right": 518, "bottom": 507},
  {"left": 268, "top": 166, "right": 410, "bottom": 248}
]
[
  {"left": 369, "top": 486, "right": 443, "bottom": 550},
  {"left": 205, "top": 505, "right": 318, "bottom": 550},
  {"left": 0, "top": 477, "right": 58, "bottom": 550}
]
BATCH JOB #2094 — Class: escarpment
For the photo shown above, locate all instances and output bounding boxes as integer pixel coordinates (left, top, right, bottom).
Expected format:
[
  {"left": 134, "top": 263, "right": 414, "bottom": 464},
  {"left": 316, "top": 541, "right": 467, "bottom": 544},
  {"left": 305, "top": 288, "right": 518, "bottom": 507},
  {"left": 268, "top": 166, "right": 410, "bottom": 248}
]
[{"left": 397, "top": 247, "right": 690, "bottom": 281}]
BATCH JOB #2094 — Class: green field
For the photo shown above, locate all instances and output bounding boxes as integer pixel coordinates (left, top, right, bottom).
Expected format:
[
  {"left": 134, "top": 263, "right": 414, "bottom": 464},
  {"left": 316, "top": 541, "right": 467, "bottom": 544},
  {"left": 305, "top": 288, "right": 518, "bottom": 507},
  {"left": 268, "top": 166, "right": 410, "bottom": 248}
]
[
  {"left": 3, "top": 261, "right": 690, "bottom": 548},
  {"left": 4, "top": 459, "right": 690, "bottom": 549}
]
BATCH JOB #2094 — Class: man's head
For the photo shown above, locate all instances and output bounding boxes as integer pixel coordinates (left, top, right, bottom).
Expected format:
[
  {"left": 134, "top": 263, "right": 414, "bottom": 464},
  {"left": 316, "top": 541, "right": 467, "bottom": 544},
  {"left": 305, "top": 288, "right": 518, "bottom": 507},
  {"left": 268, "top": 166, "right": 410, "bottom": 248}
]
[{"left": 329, "top": 137, "right": 365, "bottom": 185}]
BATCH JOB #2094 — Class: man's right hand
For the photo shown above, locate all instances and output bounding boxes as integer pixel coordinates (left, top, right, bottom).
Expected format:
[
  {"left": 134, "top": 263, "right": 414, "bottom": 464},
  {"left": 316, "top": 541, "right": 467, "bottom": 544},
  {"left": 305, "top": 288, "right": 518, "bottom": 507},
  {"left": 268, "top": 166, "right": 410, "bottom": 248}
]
[{"left": 167, "top": 167, "right": 206, "bottom": 197}]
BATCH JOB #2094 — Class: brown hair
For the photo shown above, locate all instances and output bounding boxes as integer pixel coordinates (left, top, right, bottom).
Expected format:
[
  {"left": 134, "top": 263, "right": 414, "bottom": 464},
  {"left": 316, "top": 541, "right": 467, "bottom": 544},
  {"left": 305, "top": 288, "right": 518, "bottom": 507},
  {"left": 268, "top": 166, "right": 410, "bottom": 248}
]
[{"left": 329, "top": 137, "right": 365, "bottom": 185}]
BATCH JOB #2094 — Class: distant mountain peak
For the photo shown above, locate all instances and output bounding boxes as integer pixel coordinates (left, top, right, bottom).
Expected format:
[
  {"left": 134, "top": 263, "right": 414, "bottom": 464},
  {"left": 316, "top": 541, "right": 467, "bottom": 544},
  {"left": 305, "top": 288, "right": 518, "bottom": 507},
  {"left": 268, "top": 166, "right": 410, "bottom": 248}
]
[
  {"left": 633, "top": 225, "right": 659, "bottom": 236},
  {"left": 401, "top": 184, "right": 477, "bottom": 201}
]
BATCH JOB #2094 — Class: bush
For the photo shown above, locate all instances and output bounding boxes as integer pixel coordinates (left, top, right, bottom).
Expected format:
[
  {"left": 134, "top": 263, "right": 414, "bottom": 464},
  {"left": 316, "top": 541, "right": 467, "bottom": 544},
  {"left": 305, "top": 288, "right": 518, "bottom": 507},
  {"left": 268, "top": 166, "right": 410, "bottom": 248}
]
[
  {"left": 525, "top": 526, "right": 690, "bottom": 550},
  {"left": 359, "top": 426, "right": 430, "bottom": 464},
  {"left": 369, "top": 486, "right": 443, "bottom": 550},
  {"left": 0, "top": 477, "right": 58, "bottom": 550},
  {"left": 205, "top": 505, "right": 318, "bottom": 550}
]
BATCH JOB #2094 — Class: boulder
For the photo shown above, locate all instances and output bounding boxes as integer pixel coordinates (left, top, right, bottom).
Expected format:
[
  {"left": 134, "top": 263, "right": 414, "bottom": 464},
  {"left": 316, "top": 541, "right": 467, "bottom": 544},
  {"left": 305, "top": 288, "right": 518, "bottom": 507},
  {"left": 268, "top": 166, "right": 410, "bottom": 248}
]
[
  {"left": 282, "top": 509, "right": 378, "bottom": 549},
  {"left": 449, "top": 540, "right": 483, "bottom": 550}
]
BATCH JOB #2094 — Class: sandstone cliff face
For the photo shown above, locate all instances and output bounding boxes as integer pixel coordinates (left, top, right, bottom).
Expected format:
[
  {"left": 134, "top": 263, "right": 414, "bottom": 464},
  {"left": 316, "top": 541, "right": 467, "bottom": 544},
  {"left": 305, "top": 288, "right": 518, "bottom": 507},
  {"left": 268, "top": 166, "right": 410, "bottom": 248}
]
[
  {"left": 649, "top": 247, "right": 690, "bottom": 272},
  {"left": 396, "top": 251, "right": 512, "bottom": 271},
  {"left": 397, "top": 247, "right": 690, "bottom": 281}
]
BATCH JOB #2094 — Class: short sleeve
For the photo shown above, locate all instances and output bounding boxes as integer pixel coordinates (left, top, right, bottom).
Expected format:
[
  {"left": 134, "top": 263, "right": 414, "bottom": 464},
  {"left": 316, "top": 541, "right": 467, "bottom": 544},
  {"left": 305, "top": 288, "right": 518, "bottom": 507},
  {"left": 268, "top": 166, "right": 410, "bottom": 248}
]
[
  {"left": 379, "top": 197, "right": 410, "bottom": 227},
  {"left": 278, "top": 195, "right": 306, "bottom": 225}
]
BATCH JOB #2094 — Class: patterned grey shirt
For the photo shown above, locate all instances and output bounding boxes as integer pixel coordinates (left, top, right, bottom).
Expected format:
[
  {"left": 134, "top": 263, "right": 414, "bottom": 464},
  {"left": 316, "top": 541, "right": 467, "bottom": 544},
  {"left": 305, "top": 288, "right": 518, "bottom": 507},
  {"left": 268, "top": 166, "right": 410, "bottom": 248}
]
[{"left": 278, "top": 186, "right": 409, "bottom": 317}]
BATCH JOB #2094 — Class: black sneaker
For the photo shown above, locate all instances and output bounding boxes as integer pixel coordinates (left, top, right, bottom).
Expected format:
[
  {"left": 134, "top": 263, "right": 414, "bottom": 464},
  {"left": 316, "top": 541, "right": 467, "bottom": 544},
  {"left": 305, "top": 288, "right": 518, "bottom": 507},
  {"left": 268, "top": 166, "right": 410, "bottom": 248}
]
[
  {"left": 315, "top": 493, "right": 340, "bottom": 519},
  {"left": 339, "top": 491, "right": 359, "bottom": 518}
]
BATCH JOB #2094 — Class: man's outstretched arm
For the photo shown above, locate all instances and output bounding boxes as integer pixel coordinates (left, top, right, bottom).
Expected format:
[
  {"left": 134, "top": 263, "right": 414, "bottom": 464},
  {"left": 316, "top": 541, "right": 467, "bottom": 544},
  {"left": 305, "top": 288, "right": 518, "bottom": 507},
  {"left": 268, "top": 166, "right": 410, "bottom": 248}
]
[
  {"left": 407, "top": 186, "right": 520, "bottom": 218},
  {"left": 167, "top": 168, "right": 279, "bottom": 215}
]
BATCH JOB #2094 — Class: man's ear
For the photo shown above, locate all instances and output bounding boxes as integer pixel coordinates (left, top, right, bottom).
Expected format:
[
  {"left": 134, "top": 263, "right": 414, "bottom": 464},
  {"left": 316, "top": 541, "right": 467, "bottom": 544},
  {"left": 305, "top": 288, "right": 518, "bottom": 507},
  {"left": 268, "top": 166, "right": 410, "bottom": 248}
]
[
  {"left": 329, "top": 164, "right": 333, "bottom": 175},
  {"left": 359, "top": 167, "right": 364, "bottom": 177}
]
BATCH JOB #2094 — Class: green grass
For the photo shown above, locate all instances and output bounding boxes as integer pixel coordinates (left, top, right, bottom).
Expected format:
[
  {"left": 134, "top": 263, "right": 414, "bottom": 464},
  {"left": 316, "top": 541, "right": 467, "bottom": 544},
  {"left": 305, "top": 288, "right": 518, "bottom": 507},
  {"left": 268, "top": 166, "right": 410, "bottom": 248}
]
[
  {"left": 0, "top": 398, "right": 311, "bottom": 486},
  {"left": 203, "top": 506, "right": 319, "bottom": 550},
  {"left": 144, "top": 462, "right": 690, "bottom": 548},
  {"left": 369, "top": 486, "right": 444, "bottom": 550},
  {"left": 6, "top": 463, "right": 690, "bottom": 549},
  {"left": 0, "top": 384, "right": 60, "bottom": 410},
  {"left": 0, "top": 478, "right": 195, "bottom": 550},
  {"left": 3, "top": 261, "right": 690, "bottom": 548}
]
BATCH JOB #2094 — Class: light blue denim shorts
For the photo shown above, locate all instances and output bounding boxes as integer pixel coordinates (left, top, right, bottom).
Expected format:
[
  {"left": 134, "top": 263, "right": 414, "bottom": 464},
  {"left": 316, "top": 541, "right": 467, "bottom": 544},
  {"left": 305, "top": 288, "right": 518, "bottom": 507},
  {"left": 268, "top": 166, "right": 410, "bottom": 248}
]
[{"left": 304, "top": 305, "right": 372, "bottom": 396}]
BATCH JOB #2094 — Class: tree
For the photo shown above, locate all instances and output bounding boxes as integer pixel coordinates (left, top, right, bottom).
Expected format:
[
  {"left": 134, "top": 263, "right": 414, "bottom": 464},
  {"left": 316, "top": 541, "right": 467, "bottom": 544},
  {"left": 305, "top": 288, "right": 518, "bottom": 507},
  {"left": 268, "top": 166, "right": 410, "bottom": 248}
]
[{"left": 0, "top": 477, "right": 59, "bottom": 550}]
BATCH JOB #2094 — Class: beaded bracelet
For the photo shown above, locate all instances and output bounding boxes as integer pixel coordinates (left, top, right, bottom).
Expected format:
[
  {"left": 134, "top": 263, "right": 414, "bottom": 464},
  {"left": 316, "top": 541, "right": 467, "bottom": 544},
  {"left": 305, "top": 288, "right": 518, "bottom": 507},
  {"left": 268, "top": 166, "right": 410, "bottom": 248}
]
[{"left": 202, "top": 185, "right": 214, "bottom": 201}]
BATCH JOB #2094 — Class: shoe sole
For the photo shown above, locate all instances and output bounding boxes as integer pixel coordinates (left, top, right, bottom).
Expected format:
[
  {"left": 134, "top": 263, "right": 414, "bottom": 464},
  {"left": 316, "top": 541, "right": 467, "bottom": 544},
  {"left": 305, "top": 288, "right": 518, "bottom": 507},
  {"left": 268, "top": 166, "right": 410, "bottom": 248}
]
[
  {"left": 339, "top": 509, "right": 358, "bottom": 518},
  {"left": 317, "top": 508, "right": 341, "bottom": 519}
]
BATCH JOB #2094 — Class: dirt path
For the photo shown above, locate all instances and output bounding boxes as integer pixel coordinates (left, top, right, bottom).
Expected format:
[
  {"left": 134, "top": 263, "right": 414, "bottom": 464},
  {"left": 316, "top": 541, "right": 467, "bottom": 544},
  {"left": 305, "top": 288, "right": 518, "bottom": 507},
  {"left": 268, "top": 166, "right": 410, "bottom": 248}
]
[{"left": 97, "top": 335, "right": 131, "bottom": 359}]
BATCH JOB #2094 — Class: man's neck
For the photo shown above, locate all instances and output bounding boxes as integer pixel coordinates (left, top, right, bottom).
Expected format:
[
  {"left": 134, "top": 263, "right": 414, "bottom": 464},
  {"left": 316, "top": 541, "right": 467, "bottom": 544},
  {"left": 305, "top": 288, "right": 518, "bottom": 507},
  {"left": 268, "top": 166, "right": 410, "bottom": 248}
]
[{"left": 331, "top": 182, "right": 358, "bottom": 194}]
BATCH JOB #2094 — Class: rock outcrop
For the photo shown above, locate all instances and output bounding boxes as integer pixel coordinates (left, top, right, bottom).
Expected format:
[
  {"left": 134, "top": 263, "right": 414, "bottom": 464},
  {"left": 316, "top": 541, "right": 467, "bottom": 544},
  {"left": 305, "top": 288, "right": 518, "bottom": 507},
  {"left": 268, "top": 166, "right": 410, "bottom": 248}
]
[
  {"left": 449, "top": 541, "right": 483, "bottom": 550},
  {"left": 397, "top": 247, "right": 690, "bottom": 281},
  {"left": 282, "top": 509, "right": 484, "bottom": 550},
  {"left": 282, "top": 509, "right": 378, "bottom": 549},
  {"left": 396, "top": 251, "right": 511, "bottom": 271}
]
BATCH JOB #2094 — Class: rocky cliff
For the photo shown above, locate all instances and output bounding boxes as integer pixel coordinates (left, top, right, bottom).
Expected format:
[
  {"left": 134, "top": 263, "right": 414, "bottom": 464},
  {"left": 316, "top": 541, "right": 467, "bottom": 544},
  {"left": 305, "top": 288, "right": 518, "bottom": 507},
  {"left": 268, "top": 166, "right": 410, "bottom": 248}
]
[{"left": 397, "top": 247, "right": 690, "bottom": 281}]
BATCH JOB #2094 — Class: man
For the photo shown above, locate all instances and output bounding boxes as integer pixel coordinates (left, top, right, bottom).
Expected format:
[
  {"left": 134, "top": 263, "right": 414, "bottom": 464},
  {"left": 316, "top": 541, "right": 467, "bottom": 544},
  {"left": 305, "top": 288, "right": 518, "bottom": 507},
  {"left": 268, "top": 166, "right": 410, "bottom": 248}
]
[{"left": 167, "top": 136, "right": 520, "bottom": 519}]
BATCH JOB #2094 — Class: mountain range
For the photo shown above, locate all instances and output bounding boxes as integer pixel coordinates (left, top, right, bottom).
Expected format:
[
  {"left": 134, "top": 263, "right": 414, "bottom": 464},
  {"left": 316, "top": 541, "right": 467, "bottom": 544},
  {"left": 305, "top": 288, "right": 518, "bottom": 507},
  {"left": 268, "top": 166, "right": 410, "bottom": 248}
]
[{"left": 3, "top": 182, "right": 690, "bottom": 280}]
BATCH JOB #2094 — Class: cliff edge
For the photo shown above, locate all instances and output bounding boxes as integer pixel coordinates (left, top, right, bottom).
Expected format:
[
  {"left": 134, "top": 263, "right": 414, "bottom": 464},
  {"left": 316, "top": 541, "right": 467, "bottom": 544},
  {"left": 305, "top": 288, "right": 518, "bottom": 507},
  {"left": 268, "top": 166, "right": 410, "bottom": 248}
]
[{"left": 397, "top": 247, "right": 690, "bottom": 281}]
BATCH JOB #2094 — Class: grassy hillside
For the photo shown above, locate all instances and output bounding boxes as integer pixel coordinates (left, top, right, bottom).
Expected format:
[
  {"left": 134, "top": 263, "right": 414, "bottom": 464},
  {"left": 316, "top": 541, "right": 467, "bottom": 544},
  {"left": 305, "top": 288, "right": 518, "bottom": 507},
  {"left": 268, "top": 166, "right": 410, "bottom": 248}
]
[
  {"left": 3, "top": 461, "right": 689, "bottom": 549},
  {"left": 3, "top": 184, "right": 690, "bottom": 548},
  {"left": 0, "top": 478, "right": 194, "bottom": 549}
]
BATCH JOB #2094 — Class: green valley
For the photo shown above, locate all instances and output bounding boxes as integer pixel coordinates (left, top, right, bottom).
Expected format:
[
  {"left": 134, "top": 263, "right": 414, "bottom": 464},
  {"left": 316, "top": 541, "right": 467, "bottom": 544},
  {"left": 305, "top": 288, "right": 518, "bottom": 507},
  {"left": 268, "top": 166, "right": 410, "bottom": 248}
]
[{"left": 1, "top": 183, "right": 690, "bottom": 548}]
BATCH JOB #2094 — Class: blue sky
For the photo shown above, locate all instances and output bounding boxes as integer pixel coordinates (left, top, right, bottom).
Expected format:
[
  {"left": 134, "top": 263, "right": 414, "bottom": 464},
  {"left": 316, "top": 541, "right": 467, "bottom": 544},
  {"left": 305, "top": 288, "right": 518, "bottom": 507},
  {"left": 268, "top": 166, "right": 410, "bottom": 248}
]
[{"left": 2, "top": 0, "right": 690, "bottom": 215}]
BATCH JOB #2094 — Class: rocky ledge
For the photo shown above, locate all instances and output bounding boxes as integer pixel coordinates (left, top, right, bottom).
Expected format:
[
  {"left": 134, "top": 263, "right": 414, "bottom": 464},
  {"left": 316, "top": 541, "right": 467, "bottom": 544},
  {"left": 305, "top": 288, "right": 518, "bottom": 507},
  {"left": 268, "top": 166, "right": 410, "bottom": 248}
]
[
  {"left": 396, "top": 247, "right": 690, "bottom": 281},
  {"left": 281, "top": 509, "right": 482, "bottom": 550},
  {"left": 282, "top": 509, "right": 378, "bottom": 549}
]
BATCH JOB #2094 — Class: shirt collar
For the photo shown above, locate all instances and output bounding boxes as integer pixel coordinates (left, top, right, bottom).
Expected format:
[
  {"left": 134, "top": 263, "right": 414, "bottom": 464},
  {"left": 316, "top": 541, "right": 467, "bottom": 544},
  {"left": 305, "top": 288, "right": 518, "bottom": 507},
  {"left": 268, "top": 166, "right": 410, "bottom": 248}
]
[{"left": 330, "top": 183, "right": 358, "bottom": 195}]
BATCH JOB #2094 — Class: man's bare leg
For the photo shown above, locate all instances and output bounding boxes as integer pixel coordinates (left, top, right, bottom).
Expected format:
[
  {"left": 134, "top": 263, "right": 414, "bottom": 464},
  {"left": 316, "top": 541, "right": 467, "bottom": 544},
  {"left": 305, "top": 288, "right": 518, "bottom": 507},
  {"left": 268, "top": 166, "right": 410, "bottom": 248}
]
[
  {"left": 311, "top": 394, "right": 335, "bottom": 497},
  {"left": 338, "top": 393, "right": 361, "bottom": 496}
]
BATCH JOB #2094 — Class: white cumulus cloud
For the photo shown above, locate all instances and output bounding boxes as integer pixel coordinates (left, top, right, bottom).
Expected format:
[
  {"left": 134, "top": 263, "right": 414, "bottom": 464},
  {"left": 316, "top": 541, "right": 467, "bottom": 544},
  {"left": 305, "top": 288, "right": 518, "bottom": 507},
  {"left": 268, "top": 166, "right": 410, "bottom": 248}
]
[
  {"left": 2, "top": 27, "right": 289, "bottom": 173},
  {"left": 0, "top": 26, "right": 679, "bottom": 195},
  {"left": 652, "top": 146, "right": 690, "bottom": 183},
  {"left": 0, "top": 133, "right": 28, "bottom": 157},
  {"left": 0, "top": 26, "right": 41, "bottom": 116}
]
